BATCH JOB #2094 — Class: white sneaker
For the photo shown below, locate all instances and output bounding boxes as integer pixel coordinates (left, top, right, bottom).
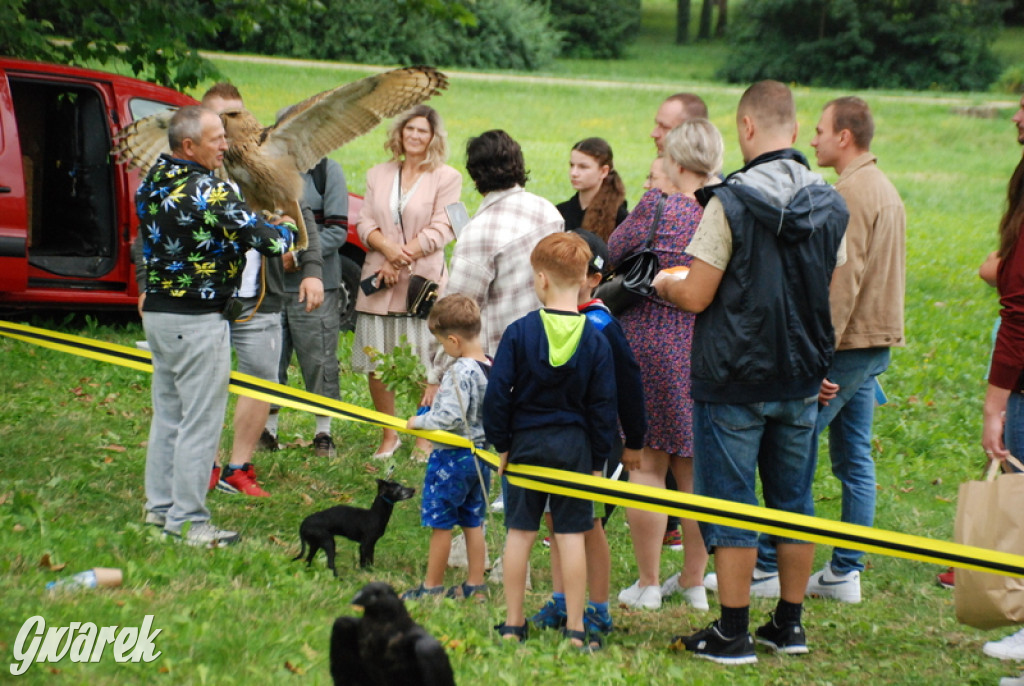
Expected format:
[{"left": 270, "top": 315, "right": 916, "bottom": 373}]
[
  {"left": 1002, "top": 676, "right": 1024, "bottom": 686},
  {"left": 703, "top": 568, "right": 780, "bottom": 598},
  {"left": 661, "top": 572, "right": 683, "bottom": 598},
  {"left": 682, "top": 585, "right": 710, "bottom": 610},
  {"left": 165, "top": 521, "right": 240, "bottom": 548},
  {"left": 805, "top": 566, "right": 861, "bottom": 603},
  {"left": 618, "top": 580, "right": 662, "bottom": 609},
  {"left": 986, "top": 627, "right": 1024, "bottom": 660},
  {"left": 659, "top": 572, "right": 710, "bottom": 610}
]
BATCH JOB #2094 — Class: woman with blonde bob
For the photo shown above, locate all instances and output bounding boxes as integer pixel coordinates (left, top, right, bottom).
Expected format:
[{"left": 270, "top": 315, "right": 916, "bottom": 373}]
[
  {"left": 353, "top": 105, "right": 462, "bottom": 461},
  {"left": 608, "top": 118, "right": 724, "bottom": 612}
]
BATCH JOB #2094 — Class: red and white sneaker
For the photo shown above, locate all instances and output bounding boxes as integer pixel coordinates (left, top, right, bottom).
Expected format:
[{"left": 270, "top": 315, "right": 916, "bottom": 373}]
[
  {"left": 217, "top": 463, "right": 270, "bottom": 497},
  {"left": 208, "top": 465, "right": 221, "bottom": 492},
  {"left": 937, "top": 567, "right": 955, "bottom": 589}
]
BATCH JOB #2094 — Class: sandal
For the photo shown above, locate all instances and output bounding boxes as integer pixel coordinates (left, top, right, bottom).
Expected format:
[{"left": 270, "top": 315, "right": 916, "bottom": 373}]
[
  {"left": 562, "top": 627, "right": 602, "bottom": 653},
  {"left": 494, "top": 622, "right": 528, "bottom": 643},
  {"left": 446, "top": 581, "right": 488, "bottom": 600},
  {"left": 400, "top": 584, "right": 444, "bottom": 600}
]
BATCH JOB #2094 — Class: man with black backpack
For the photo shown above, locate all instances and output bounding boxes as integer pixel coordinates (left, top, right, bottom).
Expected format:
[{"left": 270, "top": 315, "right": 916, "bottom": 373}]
[{"left": 266, "top": 155, "right": 349, "bottom": 457}]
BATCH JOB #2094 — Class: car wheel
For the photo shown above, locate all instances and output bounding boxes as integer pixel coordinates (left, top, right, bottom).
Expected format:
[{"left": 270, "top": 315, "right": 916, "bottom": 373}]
[{"left": 339, "top": 255, "right": 361, "bottom": 332}]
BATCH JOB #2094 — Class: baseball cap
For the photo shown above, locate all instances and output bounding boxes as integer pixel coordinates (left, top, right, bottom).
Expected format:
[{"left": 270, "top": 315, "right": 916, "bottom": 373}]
[{"left": 570, "top": 229, "right": 610, "bottom": 276}]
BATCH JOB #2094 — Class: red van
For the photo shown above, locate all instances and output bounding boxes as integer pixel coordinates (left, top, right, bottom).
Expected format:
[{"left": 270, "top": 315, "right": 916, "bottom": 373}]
[{"left": 0, "top": 58, "right": 365, "bottom": 327}]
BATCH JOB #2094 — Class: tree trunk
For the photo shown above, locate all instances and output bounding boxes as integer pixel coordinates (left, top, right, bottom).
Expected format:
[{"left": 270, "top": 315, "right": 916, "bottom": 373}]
[
  {"left": 676, "top": 0, "right": 692, "bottom": 44},
  {"left": 715, "top": 0, "right": 727, "bottom": 37},
  {"left": 698, "top": 0, "right": 713, "bottom": 40}
]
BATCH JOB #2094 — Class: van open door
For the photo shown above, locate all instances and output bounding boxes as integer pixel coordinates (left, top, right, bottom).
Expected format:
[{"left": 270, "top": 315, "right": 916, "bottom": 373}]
[{"left": 0, "top": 69, "right": 29, "bottom": 294}]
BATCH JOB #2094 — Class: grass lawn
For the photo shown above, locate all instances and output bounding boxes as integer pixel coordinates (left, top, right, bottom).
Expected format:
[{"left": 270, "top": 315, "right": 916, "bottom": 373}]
[{"left": 4, "top": 5, "right": 1024, "bottom": 684}]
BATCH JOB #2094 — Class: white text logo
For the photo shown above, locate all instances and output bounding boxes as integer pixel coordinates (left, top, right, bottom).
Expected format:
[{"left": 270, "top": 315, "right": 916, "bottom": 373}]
[{"left": 10, "top": 615, "right": 162, "bottom": 676}]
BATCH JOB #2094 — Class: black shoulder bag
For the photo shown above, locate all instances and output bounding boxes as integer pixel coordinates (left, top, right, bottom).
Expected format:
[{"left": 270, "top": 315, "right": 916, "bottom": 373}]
[{"left": 594, "top": 193, "right": 665, "bottom": 316}]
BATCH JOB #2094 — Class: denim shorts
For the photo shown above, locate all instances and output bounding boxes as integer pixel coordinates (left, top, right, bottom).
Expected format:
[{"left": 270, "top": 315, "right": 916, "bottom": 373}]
[
  {"left": 693, "top": 396, "right": 818, "bottom": 549},
  {"left": 421, "top": 448, "right": 491, "bottom": 530},
  {"left": 503, "top": 425, "right": 594, "bottom": 534}
]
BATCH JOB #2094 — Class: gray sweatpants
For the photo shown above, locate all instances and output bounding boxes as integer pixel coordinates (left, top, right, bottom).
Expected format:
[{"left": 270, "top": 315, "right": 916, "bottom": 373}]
[{"left": 143, "top": 311, "right": 231, "bottom": 532}]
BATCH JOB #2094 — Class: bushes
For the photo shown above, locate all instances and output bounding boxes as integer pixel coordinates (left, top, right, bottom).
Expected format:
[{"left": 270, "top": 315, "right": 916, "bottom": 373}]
[
  {"left": 207, "top": 0, "right": 561, "bottom": 71},
  {"left": 718, "top": 0, "right": 1003, "bottom": 92},
  {"left": 547, "top": 0, "right": 642, "bottom": 59}
]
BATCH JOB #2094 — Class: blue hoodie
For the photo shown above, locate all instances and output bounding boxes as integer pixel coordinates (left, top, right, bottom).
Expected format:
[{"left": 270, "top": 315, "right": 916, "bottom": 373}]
[{"left": 483, "top": 309, "right": 617, "bottom": 473}]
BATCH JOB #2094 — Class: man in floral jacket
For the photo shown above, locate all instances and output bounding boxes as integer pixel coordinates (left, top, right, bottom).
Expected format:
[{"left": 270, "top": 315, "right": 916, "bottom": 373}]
[{"left": 138, "top": 105, "right": 295, "bottom": 548}]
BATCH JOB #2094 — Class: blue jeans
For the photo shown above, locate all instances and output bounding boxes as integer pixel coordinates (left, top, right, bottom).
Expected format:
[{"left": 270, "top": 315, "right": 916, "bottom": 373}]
[
  {"left": 693, "top": 396, "right": 819, "bottom": 550},
  {"left": 1006, "top": 392, "right": 1024, "bottom": 465},
  {"left": 758, "top": 347, "right": 891, "bottom": 574}
]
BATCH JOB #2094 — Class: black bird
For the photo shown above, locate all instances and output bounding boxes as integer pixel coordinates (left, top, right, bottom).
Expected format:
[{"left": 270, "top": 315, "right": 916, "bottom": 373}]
[{"left": 330, "top": 581, "right": 456, "bottom": 686}]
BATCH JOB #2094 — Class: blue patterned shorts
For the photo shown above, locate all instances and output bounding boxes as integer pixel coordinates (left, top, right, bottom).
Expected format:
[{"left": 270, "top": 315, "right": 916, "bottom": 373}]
[{"left": 421, "top": 448, "right": 492, "bottom": 530}]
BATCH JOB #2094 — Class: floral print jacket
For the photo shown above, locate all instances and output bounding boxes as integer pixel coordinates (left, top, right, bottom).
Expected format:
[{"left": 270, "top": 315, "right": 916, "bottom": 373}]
[{"left": 137, "top": 154, "right": 294, "bottom": 313}]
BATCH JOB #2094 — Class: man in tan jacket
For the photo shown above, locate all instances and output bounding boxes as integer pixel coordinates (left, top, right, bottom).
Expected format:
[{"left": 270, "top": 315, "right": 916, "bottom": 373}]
[{"left": 755, "top": 96, "right": 906, "bottom": 603}]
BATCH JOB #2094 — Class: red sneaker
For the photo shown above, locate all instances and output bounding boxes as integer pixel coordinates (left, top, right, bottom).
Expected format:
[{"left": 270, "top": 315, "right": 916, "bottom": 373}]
[
  {"left": 208, "top": 465, "right": 221, "bottom": 492},
  {"left": 937, "top": 567, "right": 954, "bottom": 589},
  {"left": 663, "top": 527, "right": 683, "bottom": 551},
  {"left": 218, "top": 463, "right": 270, "bottom": 497}
]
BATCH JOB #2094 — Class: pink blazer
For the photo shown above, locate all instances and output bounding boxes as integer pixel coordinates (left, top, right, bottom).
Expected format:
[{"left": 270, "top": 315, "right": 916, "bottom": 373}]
[{"left": 355, "top": 161, "right": 462, "bottom": 315}]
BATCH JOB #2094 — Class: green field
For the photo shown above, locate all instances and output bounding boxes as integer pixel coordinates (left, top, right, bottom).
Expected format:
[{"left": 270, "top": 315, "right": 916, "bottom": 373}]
[{"left": 4, "top": 5, "right": 1024, "bottom": 684}]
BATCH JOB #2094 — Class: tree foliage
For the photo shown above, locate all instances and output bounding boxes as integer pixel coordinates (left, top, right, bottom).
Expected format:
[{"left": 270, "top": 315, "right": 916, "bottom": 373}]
[
  {"left": 2, "top": 0, "right": 228, "bottom": 89},
  {"left": 207, "top": 0, "right": 560, "bottom": 71},
  {"left": 546, "top": 0, "right": 642, "bottom": 59},
  {"left": 718, "top": 0, "right": 1005, "bottom": 92}
]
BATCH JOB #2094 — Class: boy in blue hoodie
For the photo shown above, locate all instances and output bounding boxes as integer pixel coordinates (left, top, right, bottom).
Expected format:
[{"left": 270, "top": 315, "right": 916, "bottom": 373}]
[
  {"left": 531, "top": 229, "right": 647, "bottom": 639},
  {"left": 484, "top": 232, "right": 617, "bottom": 650}
]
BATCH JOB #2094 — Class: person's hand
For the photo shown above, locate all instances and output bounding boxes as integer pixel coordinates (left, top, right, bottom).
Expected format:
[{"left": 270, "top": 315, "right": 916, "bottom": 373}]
[
  {"left": 137, "top": 293, "right": 146, "bottom": 319},
  {"left": 405, "top": 416, "right": 417, "bottom": 429},
  {"left": 819, "top": 378, "right": 840, "bottom": 406},
  {"left": 621, "top": 447, "right": 643, "bottom": 472},
  {"left": 380, "top": 241, "right": 409, "bottom": 270},
  {"left": 282, "top": 251, "right": 299, "bottom": 273},
  {"left": 378, "top": 262, "right": 401, "bottom": 288},
  {"left": 498, "top": 451, "right": 509, "bottom": 477},
  {"left": 275, "top": 214, "right": 296, "bottom": 226},
  {"left": 420, "top": 383, "right": 439, "bottom": 408},
  {"left": 982, "top": 385, "right": 1011, "bottom": 461},
  {"left": 298, "top": 277, "right": 324, "bottom": 312}
]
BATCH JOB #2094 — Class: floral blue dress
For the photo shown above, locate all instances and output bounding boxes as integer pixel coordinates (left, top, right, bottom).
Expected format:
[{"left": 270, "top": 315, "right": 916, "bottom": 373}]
[{"left": 607, "top": 188, "right": 703, "bottom": 457}]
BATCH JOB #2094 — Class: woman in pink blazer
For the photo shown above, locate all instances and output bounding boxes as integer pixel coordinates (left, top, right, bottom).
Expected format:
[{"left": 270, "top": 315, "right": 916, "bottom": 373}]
[{"left": 352, "top": 105, "right": 462, "bottom": 460}]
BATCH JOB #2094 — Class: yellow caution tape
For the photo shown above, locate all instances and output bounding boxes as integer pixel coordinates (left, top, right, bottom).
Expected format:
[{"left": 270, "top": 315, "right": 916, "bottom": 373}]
[{"left": 2, "top": 319, "right": 1022, "bottom": 577}]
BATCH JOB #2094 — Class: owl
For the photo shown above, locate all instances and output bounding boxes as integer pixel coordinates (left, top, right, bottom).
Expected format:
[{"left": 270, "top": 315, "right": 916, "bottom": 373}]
[{"left": 112, "top": 66, "right": 448, "bottom": 250}]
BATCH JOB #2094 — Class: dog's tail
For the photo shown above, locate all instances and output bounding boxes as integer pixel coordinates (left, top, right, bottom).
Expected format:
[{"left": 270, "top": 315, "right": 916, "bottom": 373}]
[{"left": 292, "top": 539, "right": 306, "bottom": 562}]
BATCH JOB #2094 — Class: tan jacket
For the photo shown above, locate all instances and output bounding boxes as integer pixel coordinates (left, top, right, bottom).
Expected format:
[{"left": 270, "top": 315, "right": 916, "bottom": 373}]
[
  {"left": 830, "top": 152, "right": 906, "bottom": 350},
  {"left": 355, "top": 161, "right": 462, "bottom": 315}
]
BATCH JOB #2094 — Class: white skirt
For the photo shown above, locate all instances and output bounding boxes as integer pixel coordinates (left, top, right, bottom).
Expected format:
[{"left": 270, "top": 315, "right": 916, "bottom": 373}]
[{"left": 350, "top": 313, "right": 436, "bottom": 376}]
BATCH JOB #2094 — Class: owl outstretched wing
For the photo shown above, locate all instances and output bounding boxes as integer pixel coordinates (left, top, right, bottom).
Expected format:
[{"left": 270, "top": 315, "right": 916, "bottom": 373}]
[
  {"left": 111, "top": 109, "right": 176, "bottom": 175},
  {"left": 262, "top": 66, "right": 448, "bottom": 174}
]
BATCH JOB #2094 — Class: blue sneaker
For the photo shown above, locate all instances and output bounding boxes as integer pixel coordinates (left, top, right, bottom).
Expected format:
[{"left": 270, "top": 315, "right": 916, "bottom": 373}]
[
  {"left": 529, "top": 599, "right": 567, "bottom": 629},
  {"left": 583, "top": 605, "right": 614, "bottom": 635}
]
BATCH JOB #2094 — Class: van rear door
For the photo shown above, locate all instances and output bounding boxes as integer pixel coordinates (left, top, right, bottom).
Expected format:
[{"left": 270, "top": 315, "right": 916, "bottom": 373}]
[{"left": 0, "top": 66, "right": 29, "bottom": 294}]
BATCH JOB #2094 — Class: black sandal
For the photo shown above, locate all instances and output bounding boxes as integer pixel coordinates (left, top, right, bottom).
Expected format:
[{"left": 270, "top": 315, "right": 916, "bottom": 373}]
[
  {"left": 562, "top": 627, "right": 602, "bottom": 653},
  {"left": 495, "top": 622, "right": 528, "bottom": 643}
]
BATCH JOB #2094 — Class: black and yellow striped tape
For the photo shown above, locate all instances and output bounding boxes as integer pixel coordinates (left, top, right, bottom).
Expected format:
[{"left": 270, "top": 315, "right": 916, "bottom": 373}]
[{"left": 2, "top": 319, "right": 1021, "bottom": 577}]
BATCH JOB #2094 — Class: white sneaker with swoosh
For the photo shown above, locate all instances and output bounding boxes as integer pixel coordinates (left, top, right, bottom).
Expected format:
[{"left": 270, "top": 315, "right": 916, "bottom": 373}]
[{"left": 805, "top": 566, "right": 861, "bottom": 603}]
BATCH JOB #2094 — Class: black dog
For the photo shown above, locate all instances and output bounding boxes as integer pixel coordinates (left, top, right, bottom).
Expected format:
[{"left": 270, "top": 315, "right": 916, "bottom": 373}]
[{"left": 294, "top": 479, "right": 415, "bottom": 575}]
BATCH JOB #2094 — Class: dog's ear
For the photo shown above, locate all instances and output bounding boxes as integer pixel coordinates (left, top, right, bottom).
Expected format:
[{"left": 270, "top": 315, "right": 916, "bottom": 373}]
[{"left": 375, "top": 478, "right": 385, "bottom": 487}]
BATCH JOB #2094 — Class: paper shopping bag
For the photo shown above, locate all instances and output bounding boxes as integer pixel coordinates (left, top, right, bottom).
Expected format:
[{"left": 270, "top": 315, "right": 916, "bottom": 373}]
[{"left": 954, "top": 458, "right": 1024, "bottom": 629}]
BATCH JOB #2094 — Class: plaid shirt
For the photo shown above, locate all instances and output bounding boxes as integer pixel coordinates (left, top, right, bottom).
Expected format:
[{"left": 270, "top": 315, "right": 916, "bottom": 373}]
[{"left": 446, "top": 186, "right": 563, "bottom": 357}]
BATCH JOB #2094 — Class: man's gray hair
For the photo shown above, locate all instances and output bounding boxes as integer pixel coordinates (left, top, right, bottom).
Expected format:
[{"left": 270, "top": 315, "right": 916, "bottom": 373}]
[{"left": 168, "top": 105, "right": 211, "bottom": 152}]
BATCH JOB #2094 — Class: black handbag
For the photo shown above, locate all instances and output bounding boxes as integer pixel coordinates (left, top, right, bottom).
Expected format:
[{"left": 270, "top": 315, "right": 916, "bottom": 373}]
[
  {"left": 406, "top": 274, "right": 439, "bottom": 319},
  {"left": 595, "top": 193, "right": 665, "bottom": 316},
  {"left": 397, "top": 164, "right": 440, "bottom": 319}
]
